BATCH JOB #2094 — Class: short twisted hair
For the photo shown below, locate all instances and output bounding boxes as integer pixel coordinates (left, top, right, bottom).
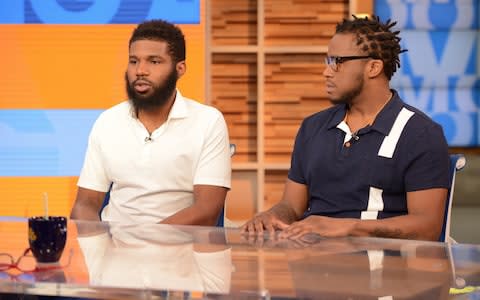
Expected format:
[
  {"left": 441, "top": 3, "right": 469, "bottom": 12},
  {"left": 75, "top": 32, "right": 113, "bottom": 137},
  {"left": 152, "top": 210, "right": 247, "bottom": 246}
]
[
  {"left": 129, "top": 19, "right": 185, "bottom": 63},
  {"left": 336, "top": 15, "right": 407, "bottom": 80}
]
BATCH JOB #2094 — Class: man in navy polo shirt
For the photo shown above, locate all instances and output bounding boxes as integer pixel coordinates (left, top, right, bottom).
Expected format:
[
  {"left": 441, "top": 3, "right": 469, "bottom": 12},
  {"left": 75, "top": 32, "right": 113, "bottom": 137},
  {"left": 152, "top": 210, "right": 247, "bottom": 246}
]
[{"left": 242, "top": 15, "right": 450, "bottom": 241}]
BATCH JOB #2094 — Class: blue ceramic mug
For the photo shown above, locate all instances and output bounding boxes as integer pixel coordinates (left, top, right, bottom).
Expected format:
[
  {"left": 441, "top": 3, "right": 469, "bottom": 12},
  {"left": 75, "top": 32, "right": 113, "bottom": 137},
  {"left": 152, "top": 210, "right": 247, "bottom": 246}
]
[{"left": 28, "top": 216, "right": 67, "bottom": 263}]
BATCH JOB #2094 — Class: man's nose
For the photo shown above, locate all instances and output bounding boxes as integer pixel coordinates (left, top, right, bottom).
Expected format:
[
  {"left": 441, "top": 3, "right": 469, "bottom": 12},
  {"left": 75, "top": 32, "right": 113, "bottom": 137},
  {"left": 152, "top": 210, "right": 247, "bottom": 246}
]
[
  {"left": 323, "top": 64, "right": 333, "bottom": 77},
  {"left": 136, "top": 61, "right": 149, "bottom": 76}
]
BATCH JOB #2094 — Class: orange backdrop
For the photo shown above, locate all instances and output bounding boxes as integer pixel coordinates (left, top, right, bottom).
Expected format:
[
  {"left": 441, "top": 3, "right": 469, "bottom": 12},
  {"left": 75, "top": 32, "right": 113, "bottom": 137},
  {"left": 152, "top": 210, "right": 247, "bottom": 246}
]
[{"left": 0, "top": 2, "right": 205, "bottom": 217}]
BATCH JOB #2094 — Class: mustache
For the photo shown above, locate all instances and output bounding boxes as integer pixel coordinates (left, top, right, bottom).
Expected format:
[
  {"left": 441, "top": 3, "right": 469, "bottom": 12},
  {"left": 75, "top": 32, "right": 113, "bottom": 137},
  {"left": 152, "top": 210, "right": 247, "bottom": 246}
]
[{"left": 132, "top": 78, "right": 153, "bottom": 85}]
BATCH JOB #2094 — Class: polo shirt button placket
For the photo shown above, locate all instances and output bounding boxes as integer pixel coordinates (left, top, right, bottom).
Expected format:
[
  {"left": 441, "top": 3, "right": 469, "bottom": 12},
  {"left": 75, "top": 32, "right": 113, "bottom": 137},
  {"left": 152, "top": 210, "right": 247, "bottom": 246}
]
[{"left": 140, "top": 143, "right": 152, "bottom": 165}]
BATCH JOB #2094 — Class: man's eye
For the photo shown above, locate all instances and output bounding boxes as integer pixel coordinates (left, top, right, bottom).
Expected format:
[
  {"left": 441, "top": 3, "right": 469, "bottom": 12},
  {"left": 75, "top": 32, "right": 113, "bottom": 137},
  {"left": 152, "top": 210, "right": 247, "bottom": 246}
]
[
  {"left": 151, "top": 60, "right": 160, "bottom": 64},
  {"left": 129, "top": 60, "right": 137, "bottom": 64}
]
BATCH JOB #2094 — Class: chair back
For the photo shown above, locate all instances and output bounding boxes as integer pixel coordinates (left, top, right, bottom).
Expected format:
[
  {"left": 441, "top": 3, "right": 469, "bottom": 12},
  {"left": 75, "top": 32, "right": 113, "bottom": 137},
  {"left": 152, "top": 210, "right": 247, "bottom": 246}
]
[
  {"left": 439, "top": 154, "right": 466, "bottom": 242},
  {"left": 100, "top": 143, "right": 236, "bottom": 228}
]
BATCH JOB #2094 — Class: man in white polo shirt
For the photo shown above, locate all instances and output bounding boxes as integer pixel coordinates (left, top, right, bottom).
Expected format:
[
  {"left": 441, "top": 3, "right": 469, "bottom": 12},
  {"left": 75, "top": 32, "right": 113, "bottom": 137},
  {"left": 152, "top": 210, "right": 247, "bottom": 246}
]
[{"left": 70, "top": 19, "right": 231, "bottom": 225}]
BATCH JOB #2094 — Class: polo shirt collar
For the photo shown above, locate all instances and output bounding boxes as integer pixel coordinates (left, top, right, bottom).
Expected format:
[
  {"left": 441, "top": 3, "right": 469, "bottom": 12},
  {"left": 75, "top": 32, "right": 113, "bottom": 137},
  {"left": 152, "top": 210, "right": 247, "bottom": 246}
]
[
  {"left": 326, "top": 89, "right": 404, "bottom": 136},
  {"left": 369, "top": 89, "right": 403, "bottom": 136},
  {"left": 168, "top": 89, "right": 188, "bottom": 120},
  {"left": 327, "top": 104, "right": 348, "bottom": 130}
]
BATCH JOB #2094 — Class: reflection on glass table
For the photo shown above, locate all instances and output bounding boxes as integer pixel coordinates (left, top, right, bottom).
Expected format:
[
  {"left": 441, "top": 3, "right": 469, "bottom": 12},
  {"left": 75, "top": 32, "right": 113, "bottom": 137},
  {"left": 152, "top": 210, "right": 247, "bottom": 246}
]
[
  {"left": 0, "top": 218, "right": 479, "bottom": 299},
  {"left": 77, "top": 222, "right": 232, "bottom": 294}
]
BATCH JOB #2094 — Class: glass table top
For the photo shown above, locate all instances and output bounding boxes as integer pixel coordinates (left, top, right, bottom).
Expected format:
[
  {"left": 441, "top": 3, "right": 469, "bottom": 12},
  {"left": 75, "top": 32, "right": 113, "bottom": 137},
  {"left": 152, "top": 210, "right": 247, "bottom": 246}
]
[{"left": 0, "top": 218, "right": 479, "bottom": 299}]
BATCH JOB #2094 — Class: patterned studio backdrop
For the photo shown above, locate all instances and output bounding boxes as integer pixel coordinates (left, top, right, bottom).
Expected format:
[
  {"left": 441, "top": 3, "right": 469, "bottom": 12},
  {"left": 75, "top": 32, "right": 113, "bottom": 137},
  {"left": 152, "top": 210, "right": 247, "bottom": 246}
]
[
  {"left": 376, "top": 0, "right": 479, "bottom": 146},
  {"left": 0, "top": 0, "right": 478, "bottom": 216},
  {"left": 0, "top": 0, "right": 204, "bottom": 216}
]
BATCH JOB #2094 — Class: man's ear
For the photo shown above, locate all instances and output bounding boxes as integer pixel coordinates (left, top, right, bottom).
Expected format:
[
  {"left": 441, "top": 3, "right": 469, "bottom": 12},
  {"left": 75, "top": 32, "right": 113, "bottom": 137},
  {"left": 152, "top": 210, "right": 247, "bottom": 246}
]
[
  {"left": 176, "top": 61, "right": 186, "bottom": 78},
  {"left": 367, "top": 59, "right": 384, "bottom": 78}
]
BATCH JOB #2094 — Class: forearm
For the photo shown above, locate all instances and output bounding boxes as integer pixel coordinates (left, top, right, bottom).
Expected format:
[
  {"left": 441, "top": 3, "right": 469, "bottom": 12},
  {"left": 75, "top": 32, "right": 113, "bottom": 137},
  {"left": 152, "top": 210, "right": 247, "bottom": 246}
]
[
  {"left": 350, "top": 214, "right": 442, "bottom": 241},
  {"left": 70, "top": 187, "right": 104, "bottom": 221},
  {"left": 70, "top": 200, "right": 102, "bottom": 221},
  {"left": 267, "top": 201, "right": 300, "bottom": 225}
]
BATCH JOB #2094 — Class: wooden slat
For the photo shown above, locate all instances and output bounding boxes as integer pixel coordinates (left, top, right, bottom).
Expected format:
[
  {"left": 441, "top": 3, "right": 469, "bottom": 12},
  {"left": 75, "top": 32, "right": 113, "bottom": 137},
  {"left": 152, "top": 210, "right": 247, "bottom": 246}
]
[
  {"left": 211, "top": 54, "right": 258, "bottom": 162},
  {"left": 211, "top": 45, "right": 259, "bottom": 53},
  {"left": 211, "top": 0, "right": 257, "bottom": 46},
  {"left": 350, "top": 0, "right": 374, "bottom": 16},
  {"left": 264, "top": 54, "right": 332, "bottom": 162},
  {"left": 225, "top": 171, "right": 258, "bottom": 222},
  {"left": 264, "top": 170, "right": 288, "bottom": 211},
  {"left": 264, "top": 0, "right": 349, "bottom": 46},
  {"left": 264, "top": 45, "right": 328, "bottom": 53}
]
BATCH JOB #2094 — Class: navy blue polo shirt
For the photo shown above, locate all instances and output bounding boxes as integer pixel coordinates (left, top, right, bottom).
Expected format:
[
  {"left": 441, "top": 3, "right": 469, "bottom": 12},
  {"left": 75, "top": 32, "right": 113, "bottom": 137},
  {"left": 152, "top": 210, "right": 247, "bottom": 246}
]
[{"left": 288, "top": 90, "right": 450, "bottom": 220}]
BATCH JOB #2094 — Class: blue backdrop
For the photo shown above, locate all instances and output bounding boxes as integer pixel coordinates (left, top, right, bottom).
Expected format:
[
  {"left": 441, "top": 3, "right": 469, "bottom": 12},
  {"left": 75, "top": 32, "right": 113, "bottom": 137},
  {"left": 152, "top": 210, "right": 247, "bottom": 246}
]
[
  {"left": 376, "top": 0, "right": 479, "bottom": 146},
  {"left": 0, "top": 0, "right": 200, "bottom": 176},
  {"left": 0, "top": 0, "right": 200, "bottom": 24}
]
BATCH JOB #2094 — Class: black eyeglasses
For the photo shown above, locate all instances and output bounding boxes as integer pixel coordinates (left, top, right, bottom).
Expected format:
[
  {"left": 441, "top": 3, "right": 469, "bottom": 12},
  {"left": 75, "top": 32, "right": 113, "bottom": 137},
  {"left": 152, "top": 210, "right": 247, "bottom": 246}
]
[
  {"left": 324, "top": 55, "right": 373, "bottom": 71},
  {"left": 0, "top": 248, "right": 72, "bottom": 274}
]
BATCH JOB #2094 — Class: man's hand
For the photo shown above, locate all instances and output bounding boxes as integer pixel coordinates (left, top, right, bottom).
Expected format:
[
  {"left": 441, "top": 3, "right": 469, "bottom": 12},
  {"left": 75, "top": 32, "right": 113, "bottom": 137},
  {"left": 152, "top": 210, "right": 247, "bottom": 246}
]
[
  {"left": 241, "top": 211, "right": 289, "bottom": 236},
  {"left": 241, "top": 179, "right": 308, "bottom": 236},
  {"left": 279, "top": 215, "right": 358, "bottom": 239}
]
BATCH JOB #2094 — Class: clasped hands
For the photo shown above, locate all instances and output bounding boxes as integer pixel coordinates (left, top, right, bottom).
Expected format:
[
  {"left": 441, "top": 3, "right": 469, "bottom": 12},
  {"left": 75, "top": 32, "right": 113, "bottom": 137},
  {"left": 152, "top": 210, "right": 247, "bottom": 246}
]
[{"left": 241, "top": 212, "right": 358, "bottom": 241}]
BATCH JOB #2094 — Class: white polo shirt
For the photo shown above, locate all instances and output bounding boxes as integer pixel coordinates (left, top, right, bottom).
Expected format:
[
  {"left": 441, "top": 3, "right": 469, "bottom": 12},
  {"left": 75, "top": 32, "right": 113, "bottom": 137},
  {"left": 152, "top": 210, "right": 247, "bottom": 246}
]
[{"left": 78, "top": 90, "right": 231, "bottom": 223}]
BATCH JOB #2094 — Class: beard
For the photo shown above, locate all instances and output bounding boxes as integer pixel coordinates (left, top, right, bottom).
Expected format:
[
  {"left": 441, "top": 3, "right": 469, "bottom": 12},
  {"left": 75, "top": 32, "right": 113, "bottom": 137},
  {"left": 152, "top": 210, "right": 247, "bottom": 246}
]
[
  {"left": 126, "top": 67, "right": 178, "bottom": 112},
  {"left": 329, "top": 75, "right": 364, "bottom": 105}
]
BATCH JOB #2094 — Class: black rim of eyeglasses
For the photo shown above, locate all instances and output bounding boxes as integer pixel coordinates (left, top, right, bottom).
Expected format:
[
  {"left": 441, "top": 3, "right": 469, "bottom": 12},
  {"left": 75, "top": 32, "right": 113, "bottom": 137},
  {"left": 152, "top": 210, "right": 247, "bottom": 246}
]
[{"left": 325, "top": 56, "right": 374, "bottom": 69}]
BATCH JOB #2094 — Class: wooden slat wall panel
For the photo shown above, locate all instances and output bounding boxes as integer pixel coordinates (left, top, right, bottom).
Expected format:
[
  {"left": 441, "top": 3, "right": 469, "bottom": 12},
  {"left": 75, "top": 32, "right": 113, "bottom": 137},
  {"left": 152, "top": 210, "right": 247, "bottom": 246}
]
[
  {"left": 209, "top": 0, "right": 353, "bottom": 218},
  {"left": 264, "top": 0, "right": 349, "bottom": 46},
  {"left": 264, "top": 170, "right": 288, "bottom": 211},
  {"left": 211, "top": 54, "right": 257, "bottom": 162},
  {"left": 211, "top": 0, "right": 257, "bottom": 46},
  {"left": 264, "top": 54, "right": 332, "bottom": 162},
  {"left": 226, "top": 171, "right": 257, "bottom": 222}
]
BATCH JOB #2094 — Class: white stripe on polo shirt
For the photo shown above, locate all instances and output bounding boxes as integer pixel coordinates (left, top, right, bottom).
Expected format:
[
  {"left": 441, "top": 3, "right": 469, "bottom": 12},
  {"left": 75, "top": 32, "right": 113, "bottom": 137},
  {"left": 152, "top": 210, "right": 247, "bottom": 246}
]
[
  {"left": 378, "top": 108, "right": 415, "bottom": 158},
  {"left": 361, "top": 187, "right": 384, "bottom": 220},
  {"left": 362, "top": 107, "right": 415, "bottom": 219}
]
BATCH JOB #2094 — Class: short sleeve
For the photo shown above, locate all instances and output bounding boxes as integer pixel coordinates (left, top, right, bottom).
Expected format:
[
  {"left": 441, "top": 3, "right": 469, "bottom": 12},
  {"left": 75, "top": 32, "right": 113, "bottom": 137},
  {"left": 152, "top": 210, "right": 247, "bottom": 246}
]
[
  {"left": 404, "top": 123, "right": 450, "bottom": 192},
  {"left": 288, "top": 120, "right": 307, "bottom": 184},
  {"left": 193, "top": 111, "right": 231, "bottom": 188},
  {"left": 77, "top": 118, "right": 111, "bottom": 192}
]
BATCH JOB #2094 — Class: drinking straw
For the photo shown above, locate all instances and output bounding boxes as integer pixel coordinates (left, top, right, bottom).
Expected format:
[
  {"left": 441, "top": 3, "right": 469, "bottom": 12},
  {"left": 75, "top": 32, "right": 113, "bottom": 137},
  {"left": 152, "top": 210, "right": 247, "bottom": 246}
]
[{"left": 43, "top": 192, "right": 48, "bottom": 219}]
